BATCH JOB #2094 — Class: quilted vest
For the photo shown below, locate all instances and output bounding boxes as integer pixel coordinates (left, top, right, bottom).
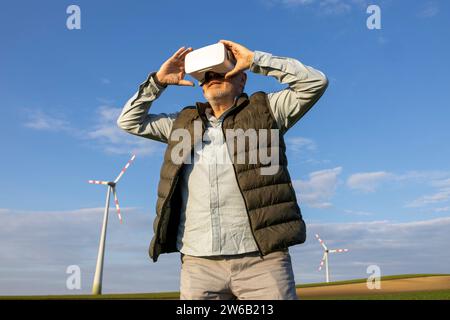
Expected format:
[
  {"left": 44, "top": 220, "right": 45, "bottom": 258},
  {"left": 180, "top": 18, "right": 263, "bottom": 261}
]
[{"left": 149, "top": 92, "right": 306, "bottom": 262}]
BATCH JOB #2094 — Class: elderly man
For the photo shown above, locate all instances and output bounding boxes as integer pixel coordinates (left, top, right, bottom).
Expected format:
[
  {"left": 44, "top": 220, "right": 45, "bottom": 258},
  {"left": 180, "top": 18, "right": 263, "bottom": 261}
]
[{"left": 117, "top": 40, "right": 328, "bottom": 300}]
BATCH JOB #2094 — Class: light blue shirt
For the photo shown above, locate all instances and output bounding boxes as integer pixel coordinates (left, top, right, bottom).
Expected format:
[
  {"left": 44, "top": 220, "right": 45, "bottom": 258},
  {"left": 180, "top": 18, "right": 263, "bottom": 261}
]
[
  {"left": 176, "top": 105, "right": 260, "bottom": 255},
  {"left": 117, "top": 51, "right": 328, "bottom": 256}
]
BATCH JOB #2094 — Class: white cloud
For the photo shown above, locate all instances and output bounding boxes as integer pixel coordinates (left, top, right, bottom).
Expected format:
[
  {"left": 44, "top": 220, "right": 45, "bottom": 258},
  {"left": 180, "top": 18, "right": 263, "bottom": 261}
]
[
  {"left": 431, "top": 178, "right": 450, "bottom": 188},
  {"left": 293, "top": 167, "right": 342, "bottom": 208},
  {"left": 406, "top": 188, "right": 450, "bottom": 208},
  {"left": 404, "top": 176, "right": 450, "bottom": 209},
  {"left": 418, "top": 2, "right": 439, "bottom": 18},
  {"left": 286, "top": 136, "right": 330, "bottom": 165},
  {"left": 23, "top": 109, "right": 70, "bottom": 132},
  {"left": 346, "top": 170, "right": 450, "bottom": 210},
  {"left": 282, "top": 0, "right": 315, "bottom": 6},
  {"left": 86, "top": 105, "right": 163, "bottom": 156},
  {"left": 2, "top": 207, "right": 449, "bottom": 294},
  {"left": 24, "top": 105, "right": 162, "bottom": 157},
  {"left": 344, "top": 209, "right": 374, "bottom": 216},
  {"left": 347, "top": 171, "right": 391, "bottom": 192},
  {"left": 286, "top": 136, "right": 317, "bottom": 153},
  {"left": 269, "top": 0, "right": 369, "bottom": 15},
  {"left": 319, "top": 0, "right": 352, "bottom": 15},
  {"left": 100, "top": 78, "right": 111, "bottom": 85},
  {"left": 394, "top": 170, "right": 450, "bottom": 184}
]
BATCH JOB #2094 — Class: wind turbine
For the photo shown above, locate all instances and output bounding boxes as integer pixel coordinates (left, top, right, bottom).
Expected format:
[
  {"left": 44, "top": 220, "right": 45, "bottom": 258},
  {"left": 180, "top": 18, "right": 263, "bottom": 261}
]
[
  {"left": 88, "top": 154, "right": 136, "bottom": 295},
  {"left": 315, "top": 234, "right": 348, "bottom": 283}
]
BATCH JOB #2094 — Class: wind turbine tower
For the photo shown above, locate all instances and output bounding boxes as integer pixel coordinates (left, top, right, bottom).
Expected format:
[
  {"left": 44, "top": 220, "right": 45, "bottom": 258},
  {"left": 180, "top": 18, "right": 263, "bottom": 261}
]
[{"left": 88, "top": 154, "right": 136, "bottom": 295}]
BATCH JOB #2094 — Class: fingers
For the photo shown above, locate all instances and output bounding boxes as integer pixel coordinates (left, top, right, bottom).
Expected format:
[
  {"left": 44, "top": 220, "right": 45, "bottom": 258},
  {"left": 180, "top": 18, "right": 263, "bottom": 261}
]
[
  {"left": 178, "top": 79, "right": 195, "bottom": 87},
  {"left": 219, "top": 39, "right": 235, "bottom": 49},
  {"left": 171, "top": 46, "right": 186, "bottom": 59},
  {"left": 179, "top": 47, "right": 193, "bottom": 60},
  {"left": 224, "top": 67, "right": 241, "bottom": 79},
  {"left": 172, "top": 46, "right": 192, "bottom": 61}
]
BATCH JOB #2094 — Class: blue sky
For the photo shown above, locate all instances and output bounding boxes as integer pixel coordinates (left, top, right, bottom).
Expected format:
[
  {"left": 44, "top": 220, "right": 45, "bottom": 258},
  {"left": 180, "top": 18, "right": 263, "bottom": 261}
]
[{"left": 1, "top": 0, "right": 449, "bottom": 295}]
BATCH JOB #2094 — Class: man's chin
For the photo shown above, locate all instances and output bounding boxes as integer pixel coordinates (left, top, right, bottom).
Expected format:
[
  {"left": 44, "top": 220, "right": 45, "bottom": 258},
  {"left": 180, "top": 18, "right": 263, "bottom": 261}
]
[{"left": 204, "top": 90, "right": 229, "bottom": 101}]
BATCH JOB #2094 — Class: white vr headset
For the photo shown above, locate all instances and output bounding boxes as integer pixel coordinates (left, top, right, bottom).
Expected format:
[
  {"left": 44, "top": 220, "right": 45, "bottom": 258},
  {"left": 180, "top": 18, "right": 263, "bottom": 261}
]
[{"left": 185, "top": 43, "right": 236, "bottom": 85}]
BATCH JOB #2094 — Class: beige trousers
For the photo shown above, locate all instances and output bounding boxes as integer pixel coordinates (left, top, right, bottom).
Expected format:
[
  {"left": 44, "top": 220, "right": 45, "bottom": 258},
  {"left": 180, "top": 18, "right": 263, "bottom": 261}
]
[{"left": 179, "top": 249, "right": 298, "bottom": 300}]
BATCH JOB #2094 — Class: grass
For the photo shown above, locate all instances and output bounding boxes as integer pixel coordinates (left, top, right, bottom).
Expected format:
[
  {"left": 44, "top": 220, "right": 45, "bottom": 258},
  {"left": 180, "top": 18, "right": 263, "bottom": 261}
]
[
  {"left": 295, "top": 273, "right": 450, "bottom": 289},
  {"left": 1, "top": 274, "right": 449, "bottom": 300},
  {"left": 0, "top": 292, "right": 180, "bottom": 300},
  {"left": 302, "top": 289, "right": 450, "bottom": 300}
]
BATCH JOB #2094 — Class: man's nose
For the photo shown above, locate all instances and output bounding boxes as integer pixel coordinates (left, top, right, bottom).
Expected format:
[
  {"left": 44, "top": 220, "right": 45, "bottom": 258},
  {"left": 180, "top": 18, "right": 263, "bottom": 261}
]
[{"left": 200, "top": 71, "right": 225, "bottom": 86}]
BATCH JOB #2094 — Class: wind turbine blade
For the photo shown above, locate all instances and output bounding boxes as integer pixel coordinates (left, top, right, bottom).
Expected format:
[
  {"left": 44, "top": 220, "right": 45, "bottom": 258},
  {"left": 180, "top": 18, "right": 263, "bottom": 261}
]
[
  {"left": 114, "top": 154, "right": 136, "bottom": 184},
  {"left": 315, "top": 234, "right": 328, "bottom": 251},
  {"left": 329, "top": 249, "right": 348, "bottom": 253},
  {"left": 112, "top": 188, "right": 123, "bottom": 224},
  {"left": 318, "top": 252, "right": 326, "bottom": 271},
  {"left": 88, "top": 180, "right": 109, "bottom": 185}
]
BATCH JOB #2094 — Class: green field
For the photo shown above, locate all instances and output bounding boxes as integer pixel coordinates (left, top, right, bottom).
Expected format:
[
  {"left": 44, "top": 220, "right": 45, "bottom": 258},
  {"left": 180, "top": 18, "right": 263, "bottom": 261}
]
[
  {"left": 1, "top": 274, "right": 449, "bottom": 300},
  {"left": 0, "top": 291, "right": 180, "bottom": 300},
  {"left": 296, "top": 273, "right": 450, "bottom": 288},
  {"left": 302, "top": 289, "right": 450, "bottom": 300}
]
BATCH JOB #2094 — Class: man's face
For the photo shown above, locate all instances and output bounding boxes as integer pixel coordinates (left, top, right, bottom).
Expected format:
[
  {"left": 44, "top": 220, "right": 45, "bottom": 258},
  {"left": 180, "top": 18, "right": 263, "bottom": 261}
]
[{"left": 201, "top": 71, "right": 246, "bottom": 101}]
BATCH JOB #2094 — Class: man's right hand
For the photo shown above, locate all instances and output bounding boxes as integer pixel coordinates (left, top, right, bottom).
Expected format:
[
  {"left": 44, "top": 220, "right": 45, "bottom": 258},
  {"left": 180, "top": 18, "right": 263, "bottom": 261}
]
[{"left": 155, "top": 47, "right": 195, "bottom": 87}]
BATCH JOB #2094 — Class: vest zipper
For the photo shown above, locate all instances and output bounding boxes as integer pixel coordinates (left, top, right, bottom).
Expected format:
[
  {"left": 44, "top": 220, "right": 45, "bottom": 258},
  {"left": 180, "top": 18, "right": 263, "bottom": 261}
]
[
  {"left": 156, "top": 117, "right": 205, "bottom": 249},
  {"left": 221, "top": 126, "right": 264, "bottom": 258},
  {"left": 156, "top": 117, "right": 209, "bottom": 255}
]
